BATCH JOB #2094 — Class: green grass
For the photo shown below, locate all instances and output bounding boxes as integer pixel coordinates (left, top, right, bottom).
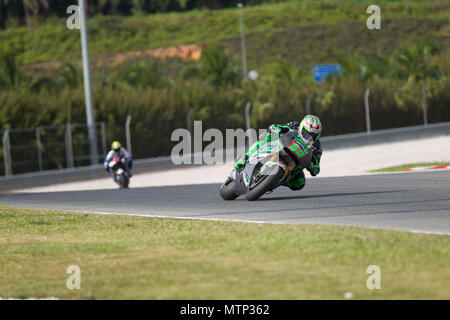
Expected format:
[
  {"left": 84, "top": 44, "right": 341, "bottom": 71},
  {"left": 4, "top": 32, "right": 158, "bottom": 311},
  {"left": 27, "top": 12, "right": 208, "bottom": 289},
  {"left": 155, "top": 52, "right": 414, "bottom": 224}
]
[
  {"left": 0, "top": 206, "right": 449, "bottom": 299},
  {"left": 1, "top": 0, "right": 448, "bottom": 70},
  {"left": 371, "top": 162, "right": 450, "bottom": 172}
]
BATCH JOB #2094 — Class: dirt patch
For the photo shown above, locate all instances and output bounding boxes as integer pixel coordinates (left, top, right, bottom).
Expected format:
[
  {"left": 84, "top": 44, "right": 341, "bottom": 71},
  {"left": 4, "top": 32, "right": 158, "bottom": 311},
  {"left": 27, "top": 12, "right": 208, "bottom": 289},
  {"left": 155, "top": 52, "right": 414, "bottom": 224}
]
[
  {"left": 439, "top": 22, "right": 450, "bottom": 35},
  {"left": 100, "top": 44, "right": 202, "bottom": 67},
  {"left": 22, "top": 60, "right": 63, "bottom": 72},
  {"left": 23, "top": 44, "right": 203, "bottom": 72},
  {"left": 434, "top": 7, "right": 450, "bottom": 15}
]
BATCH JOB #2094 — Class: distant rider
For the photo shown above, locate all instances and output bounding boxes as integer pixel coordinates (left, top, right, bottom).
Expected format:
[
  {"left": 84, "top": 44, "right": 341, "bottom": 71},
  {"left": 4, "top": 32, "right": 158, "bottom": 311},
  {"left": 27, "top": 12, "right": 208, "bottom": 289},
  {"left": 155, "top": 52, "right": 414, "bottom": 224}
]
[
  {"left": 104, "top": 141, "right": 133, "bottom": 177},
  {"left": 234, "top": 115, "right": 322, "bottom": 191}
]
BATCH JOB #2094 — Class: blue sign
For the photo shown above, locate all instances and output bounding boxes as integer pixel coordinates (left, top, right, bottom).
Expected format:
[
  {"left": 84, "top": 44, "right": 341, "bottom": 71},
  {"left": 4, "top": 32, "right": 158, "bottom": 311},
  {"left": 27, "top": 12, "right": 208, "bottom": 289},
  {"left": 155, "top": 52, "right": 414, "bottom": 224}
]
[{"left": 312, "top": 64, "right": 343, "bottom": 82}]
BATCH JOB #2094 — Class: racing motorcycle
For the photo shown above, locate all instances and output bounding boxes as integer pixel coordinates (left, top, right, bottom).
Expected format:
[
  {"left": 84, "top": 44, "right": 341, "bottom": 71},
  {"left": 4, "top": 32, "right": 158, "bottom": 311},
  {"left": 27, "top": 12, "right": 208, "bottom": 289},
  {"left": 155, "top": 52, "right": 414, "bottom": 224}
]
[
  {"left": 108, "top": 156, "right": 130, "bottom": 188},
  {"left": 220, "top": 129, "right": 314, "bottom": 201}
]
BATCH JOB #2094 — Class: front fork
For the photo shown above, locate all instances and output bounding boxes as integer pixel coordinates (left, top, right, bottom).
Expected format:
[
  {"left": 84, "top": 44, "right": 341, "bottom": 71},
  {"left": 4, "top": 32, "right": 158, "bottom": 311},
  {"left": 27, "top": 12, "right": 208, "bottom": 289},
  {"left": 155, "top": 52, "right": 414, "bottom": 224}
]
[{"left": 275, "top": 160, "right": 292, "bottom": 187}]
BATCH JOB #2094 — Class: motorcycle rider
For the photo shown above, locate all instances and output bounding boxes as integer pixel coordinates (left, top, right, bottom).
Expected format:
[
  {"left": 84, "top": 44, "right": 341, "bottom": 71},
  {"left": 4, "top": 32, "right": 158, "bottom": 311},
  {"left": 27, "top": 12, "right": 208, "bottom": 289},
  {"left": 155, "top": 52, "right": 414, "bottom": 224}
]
[
  {"left": 104, "top": 141, "right": 133, "bottom": 178},
  {"left": 234, "top": 115, "right": 322, "bottom": 191}
]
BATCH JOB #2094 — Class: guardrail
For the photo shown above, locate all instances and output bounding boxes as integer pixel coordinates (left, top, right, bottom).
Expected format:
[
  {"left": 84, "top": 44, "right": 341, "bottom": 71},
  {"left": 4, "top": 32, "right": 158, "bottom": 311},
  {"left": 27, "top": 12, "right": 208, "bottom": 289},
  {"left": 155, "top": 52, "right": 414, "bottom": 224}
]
[
  {"left": 320, "top": 121, "right": 450, "bottom": 150},
  {"left": 1, "top": 122, "right": 449, "bottom": 192}
]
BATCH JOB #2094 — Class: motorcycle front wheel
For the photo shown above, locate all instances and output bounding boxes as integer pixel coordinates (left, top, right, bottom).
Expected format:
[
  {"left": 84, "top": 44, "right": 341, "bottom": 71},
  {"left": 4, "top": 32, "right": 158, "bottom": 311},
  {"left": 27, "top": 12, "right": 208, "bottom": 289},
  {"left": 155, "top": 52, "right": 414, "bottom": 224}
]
[
  {"left": 219, "top": 179, "right": 239, "bottom": 200},
  {"left": 118, "top": 174, "right": 129, "bottom": 188},
  {"left": 244, "top": 165, "right": 284, "bottom": 201}
]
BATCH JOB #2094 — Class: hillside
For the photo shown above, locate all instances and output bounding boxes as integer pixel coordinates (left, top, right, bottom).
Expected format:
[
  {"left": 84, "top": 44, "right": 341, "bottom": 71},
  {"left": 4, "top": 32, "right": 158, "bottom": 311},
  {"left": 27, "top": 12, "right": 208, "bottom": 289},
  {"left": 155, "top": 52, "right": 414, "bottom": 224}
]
[{"left": 1, "top": 0, "right": 448, "bottom": 74}]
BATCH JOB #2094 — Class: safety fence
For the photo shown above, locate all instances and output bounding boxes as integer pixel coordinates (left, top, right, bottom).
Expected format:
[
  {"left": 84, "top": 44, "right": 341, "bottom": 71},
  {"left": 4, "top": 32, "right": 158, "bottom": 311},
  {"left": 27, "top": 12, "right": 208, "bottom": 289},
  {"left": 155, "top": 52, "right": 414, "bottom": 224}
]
[
  {"left": 0, "top": 84, "right": 447, "bottom": 178},
  {"left": 1, "top": 122, "right": 106, "bottom": 176}
]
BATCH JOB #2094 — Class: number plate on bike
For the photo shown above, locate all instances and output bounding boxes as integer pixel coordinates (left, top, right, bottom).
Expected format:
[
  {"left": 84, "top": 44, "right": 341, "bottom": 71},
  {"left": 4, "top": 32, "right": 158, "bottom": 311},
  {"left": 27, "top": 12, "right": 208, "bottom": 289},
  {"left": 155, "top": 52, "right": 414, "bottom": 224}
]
[{"left": 287, "top": 141, "right": 306, "bottom": 159}]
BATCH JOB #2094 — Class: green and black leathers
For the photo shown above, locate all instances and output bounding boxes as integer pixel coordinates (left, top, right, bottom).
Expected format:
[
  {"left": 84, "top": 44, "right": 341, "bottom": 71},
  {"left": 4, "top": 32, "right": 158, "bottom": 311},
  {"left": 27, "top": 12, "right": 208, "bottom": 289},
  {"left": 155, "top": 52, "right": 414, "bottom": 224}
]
[{"left": 234, "top": 121, "right": 322, "bottom": 191}]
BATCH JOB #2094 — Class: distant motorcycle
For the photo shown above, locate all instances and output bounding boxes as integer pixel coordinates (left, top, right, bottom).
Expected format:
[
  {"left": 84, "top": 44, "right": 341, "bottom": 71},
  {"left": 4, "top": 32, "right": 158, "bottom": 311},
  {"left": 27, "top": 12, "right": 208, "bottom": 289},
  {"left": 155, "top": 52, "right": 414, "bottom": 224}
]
[
  {"left": 109, "top": 156, "right": 130, "bottom": 188},
  {"left": 220, "top": 129, "right": 313, "bottom": 201}
]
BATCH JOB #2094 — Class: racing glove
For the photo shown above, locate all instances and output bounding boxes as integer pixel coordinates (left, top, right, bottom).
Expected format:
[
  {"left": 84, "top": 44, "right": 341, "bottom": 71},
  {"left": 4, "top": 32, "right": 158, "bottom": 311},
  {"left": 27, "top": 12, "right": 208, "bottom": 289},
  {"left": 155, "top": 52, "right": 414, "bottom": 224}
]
[
  {"left": 307, "top": 161, "right": 320, "bottom": 176},
  {"left": 268, "top": 124, "right": 290, "bottom": 135}
]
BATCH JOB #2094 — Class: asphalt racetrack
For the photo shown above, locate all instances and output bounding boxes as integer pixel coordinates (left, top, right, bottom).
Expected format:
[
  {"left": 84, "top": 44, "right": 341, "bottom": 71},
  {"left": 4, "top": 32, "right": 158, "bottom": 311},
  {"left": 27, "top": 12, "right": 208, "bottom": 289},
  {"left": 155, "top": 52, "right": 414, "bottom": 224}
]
[{"left": 1, "top": 170, "right": 449, "bottom": 234}]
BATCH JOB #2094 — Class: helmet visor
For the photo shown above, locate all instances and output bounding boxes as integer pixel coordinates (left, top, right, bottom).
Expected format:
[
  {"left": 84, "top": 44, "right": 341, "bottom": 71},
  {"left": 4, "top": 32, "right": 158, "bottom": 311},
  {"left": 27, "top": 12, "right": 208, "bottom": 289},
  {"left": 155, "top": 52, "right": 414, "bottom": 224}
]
[{"left": 300, "top": 128, "right": 315, "bottom": 148}]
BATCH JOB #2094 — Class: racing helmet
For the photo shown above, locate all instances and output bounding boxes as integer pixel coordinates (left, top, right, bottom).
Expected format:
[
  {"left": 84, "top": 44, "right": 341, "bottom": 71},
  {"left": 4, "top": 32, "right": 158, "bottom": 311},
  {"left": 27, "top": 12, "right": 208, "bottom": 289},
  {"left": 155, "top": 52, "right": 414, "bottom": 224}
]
[
  {"left": 111, "top": 141, "right": 121, "bottom": 152},
  {"left": 299, "top": 115, "right": 322, "bottom": 144}
]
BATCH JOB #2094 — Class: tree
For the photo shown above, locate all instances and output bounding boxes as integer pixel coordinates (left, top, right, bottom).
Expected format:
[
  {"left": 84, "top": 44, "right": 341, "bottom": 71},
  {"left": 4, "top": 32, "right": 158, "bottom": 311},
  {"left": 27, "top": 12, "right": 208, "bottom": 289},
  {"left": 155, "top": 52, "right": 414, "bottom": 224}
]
[
  {"left": 338, "top": 55, "right": 389, "bottom": 84},
  {"left": 270, "top": 58, "right": 305, "bottom": 86},
  {"left": 30, "top": 62, "right": 82, "bottom": 92},
  {"left": 59, "top": 63, "right": 82, "bottom": 88},
  {"left": 0, "top": 53, "right": 24, "bottom": 88},
  {"left": 392, "top": 40, "right": 441, "bottom": 82},
  {"left": 198, "top": 43, "right": 240, "bottom": 86},
  {"left": 111, "top": 61, "right": 171, "bottom": 88}
]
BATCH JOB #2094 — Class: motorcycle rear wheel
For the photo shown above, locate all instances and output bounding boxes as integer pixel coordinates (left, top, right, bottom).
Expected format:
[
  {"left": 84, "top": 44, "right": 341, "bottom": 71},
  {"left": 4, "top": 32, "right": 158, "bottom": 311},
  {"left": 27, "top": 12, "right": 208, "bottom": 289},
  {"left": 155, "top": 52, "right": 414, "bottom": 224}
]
[{"left": 245, "top": 165, "right": 284, "bottom": 201}]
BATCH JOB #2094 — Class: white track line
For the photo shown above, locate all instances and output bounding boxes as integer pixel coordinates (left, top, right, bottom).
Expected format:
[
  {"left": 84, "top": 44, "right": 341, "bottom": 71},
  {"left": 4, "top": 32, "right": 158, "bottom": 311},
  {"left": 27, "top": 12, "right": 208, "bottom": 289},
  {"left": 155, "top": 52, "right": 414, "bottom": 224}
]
[{"left": 84, "top": 210, "right": 450, "bottom": 236}]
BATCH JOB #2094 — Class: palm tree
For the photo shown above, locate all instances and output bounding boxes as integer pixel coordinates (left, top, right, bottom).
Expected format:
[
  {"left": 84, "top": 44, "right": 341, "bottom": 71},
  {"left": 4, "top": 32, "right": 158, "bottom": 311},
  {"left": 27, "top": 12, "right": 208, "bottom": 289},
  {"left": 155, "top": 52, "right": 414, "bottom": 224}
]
[
  {"left": 112, "top": 61, "right": 170, "bottom": 88},
  {"left": 30, "top": 63, "right": 81, "bottom": 92},
  {"left": 393, "top": 40, "right": 441, "bottom": 82},
  {"left": 337, "top": 57, "right": 358, "bottom": 79},
  {"left": 0, "top": 0, "right": 9, "bottom": 29},
  {"left": 338, "top": 55, "right": 389, "bottom": 84},
  {"left": 392, "top": 40, "right": 441, "bottom": 125},
  {"left": 22, "top": 0, "right": 49, "bottom": 50},
  {"left": 199, "top": 43, "right": 239, "bottom": 86},
  {"left": 358, "top": 55, "right": 390, "bottom": 83},
  {"left": 0, "top": 53, "right": 23, "bottom": 88},
  {"left": 59, "top": 63, "right": 82, "bottom": 88},
  {"left": 271, "top": 59, "right": 305, "bottom": 86}
]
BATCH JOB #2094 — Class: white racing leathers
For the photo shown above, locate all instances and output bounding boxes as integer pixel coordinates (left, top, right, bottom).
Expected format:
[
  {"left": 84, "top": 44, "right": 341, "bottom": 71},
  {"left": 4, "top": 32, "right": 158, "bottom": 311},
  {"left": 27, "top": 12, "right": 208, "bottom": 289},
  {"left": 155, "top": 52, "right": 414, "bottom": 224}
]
[{"left": 103, "top": 147, "right": 133, "bottom": 174}]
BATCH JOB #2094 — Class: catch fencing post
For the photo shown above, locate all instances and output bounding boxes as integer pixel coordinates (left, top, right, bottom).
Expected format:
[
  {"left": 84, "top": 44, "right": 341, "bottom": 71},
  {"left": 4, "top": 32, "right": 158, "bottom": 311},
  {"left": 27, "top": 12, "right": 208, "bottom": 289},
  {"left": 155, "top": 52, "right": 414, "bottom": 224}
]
[
  {"left": 244, "top": 101, "right": 252, "bottom": 151},
  {"left": 186, "top": 109, "right": 193, "bottom": 163},
  {"left": 23, "top": 0, "right": 36, "bottom": 51},
  {"left": 2, "top": 130, "right": 12, "bottom": 176},
  {"left": 65, "top": 123, "right": 74, "bottom": 168},
  {"left": 79, "top": 0, "right": 99, "bottom": 165},
  {"left": 125, "top": 115, "right": 132, "bottom": 156},
  {"left": 238, "top": 3, "right": 248, "bottom": 82},
  {"left": 100, "top": 122, "right": 107, "bottom": 157},
  {"left": 245, "top": 101, "right": 252, "bottom": 130},
  {"left": 422, "top": 83, "right": 428, "bottom": 126},
  {"left": 364, "top": 88, "right": 371, "bottom": 134},
  {"left": 306, "top": 96, "right": 311, "bottom": 114},
  {"left": 186, "top": 108, "right": 192, "bottom": 134},
  {"left": 35, "top": 127, "right": 43, "bottom": 171},
  {"left": 405, "top": 0, "right": 411, "bottom": 14}
]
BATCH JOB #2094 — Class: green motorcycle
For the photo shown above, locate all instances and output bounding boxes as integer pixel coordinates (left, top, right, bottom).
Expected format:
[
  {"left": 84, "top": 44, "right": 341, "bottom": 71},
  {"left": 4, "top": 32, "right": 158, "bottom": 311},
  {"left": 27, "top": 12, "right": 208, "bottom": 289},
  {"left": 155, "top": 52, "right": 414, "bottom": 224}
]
[{"left": 220, "top": 129, "right": 314, "bottom": 201}]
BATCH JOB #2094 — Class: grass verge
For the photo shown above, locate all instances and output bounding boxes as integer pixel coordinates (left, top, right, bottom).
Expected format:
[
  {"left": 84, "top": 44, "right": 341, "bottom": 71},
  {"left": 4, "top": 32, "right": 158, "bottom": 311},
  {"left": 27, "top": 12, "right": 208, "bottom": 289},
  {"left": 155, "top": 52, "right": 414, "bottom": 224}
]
[
  {"left": 0, "top": 206, "right": 449, "bottom": 299},
  {"left": 371, "top": 162, "right": 450, "bottom": 172}
]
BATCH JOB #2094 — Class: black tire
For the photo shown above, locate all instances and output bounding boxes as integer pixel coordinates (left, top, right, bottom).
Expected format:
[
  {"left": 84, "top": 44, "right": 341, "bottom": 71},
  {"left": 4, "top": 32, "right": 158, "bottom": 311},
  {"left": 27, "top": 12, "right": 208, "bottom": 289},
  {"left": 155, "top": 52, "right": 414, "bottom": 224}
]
[
  {"left": 118, "top": 174, "right": 129, "bottom": 188},
  {"left": 220, "top": 180, "right": 239, "bottom": 200},
  {"left": 244, "top": 165, "right": 284, "bottom": 201}
]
